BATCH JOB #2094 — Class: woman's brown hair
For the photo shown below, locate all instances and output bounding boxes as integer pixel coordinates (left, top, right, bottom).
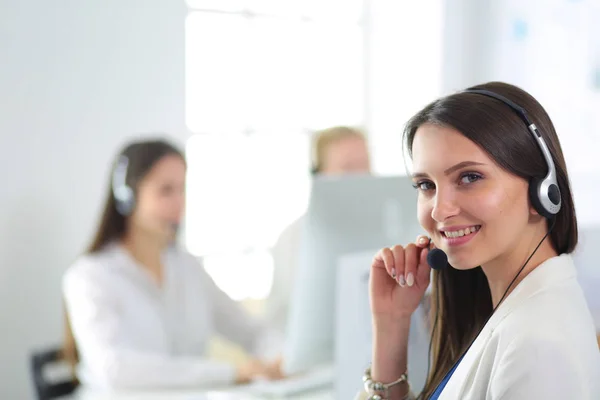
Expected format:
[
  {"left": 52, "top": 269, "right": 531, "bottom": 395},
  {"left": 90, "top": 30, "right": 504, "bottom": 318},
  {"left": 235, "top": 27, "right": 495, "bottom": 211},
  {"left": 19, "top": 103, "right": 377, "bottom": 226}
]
[
  {"left": 403, "top": 82, "right": 578, "bottom": 398},
  {"left": 62, "top": 138, "right": 185, "bottom": 370}
]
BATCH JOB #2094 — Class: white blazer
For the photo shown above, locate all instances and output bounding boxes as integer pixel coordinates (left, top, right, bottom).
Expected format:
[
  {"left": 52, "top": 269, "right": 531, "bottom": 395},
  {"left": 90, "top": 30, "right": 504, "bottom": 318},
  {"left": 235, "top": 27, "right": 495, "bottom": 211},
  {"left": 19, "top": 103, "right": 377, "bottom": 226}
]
[
  {"left": 63, "top": 242, "right": 280, "bottom": 391},
  {"left": 357, "top": 253, "right": 600, "bottom": 399}
]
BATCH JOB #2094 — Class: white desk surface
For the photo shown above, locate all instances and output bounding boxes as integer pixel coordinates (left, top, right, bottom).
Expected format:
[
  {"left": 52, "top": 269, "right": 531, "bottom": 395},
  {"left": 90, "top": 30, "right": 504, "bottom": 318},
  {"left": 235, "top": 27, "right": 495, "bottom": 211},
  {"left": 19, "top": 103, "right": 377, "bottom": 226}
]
[{"left": 74, "top": 387, "right": 333, "bottom": 400}]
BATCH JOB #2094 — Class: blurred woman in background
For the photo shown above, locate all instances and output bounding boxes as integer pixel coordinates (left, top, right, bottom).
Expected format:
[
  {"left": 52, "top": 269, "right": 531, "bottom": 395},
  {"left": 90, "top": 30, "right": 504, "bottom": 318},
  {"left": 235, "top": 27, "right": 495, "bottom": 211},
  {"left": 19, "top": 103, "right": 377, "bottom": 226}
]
[
  {"left": 63, "top": 138, "right": 281, "bottom": 392},
  {"left": 265, "top": 126, "right": 371, "bottom": 334}
]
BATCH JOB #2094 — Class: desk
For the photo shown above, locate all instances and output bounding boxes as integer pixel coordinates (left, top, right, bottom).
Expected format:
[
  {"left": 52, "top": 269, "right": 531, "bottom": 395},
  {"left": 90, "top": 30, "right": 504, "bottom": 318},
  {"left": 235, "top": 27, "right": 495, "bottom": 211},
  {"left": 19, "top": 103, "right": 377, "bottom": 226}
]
[{"left": 74, "top": 387, "right": 333, "bottom": 400}]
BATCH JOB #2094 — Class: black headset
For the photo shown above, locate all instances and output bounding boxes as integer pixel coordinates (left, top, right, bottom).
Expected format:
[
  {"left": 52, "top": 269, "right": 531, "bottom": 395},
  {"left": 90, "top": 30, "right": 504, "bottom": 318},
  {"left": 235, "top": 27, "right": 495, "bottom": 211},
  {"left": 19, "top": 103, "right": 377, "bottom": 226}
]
[
  {"left": 112, "top": 155, "right": 135, "bottom": 216},
  {"left": 465, "top": 89, "right": 562, "bottom": 218}
]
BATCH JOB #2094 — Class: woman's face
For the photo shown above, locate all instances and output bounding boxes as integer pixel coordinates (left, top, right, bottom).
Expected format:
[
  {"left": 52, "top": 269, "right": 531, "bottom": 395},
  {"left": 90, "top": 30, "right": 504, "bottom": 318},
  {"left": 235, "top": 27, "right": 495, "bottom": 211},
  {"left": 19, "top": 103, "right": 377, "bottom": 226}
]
[
  {"left": 321, "top": 136, "right": 371, "bottom": 175},
  {"left": 411, "top": 123, "right": 535, "bottom": 270},
  {"left": 131, "top": 154, "right": 186, "bottom": 240}
]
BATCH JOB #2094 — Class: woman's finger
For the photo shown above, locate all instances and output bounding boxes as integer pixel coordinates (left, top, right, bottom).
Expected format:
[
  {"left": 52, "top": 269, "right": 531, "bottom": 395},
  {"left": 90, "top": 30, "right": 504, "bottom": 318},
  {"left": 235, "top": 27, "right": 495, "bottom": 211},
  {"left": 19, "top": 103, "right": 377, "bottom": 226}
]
[
  {"left": 374, "top": 247, "right": 396, "bottom": 279},
  {"left": 403, "top": 243, "right": 418, "bottom": 287},
  {"left": 391, "top": 245, "right": 406, "bottom": 286},
  {"left": 417, "top": 246, "right": 432, "bottom": 287},
  {"left": 415, "top": 235, "right": 430, "bottom": 248}
]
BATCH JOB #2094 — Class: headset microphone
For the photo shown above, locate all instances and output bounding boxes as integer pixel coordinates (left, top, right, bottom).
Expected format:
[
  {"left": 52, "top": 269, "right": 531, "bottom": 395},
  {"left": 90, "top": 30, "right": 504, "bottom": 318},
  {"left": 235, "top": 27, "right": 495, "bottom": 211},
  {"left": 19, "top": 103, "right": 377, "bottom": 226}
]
[{"left": 427, "top": 248, "right": 448, "bottom": 271}]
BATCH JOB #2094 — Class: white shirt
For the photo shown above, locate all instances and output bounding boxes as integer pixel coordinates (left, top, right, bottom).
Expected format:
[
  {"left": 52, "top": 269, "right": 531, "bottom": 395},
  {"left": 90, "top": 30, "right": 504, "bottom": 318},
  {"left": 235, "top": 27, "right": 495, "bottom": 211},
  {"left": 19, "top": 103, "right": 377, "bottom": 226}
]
[
  {"left": 357, "top": 253, "right": 600, "bottom": 400},
  {"left": 63, "top": 243, "right": 280, "bottom": 391},
  {"left": 265, "top": 216, "right": 304, "bottom": 334}
]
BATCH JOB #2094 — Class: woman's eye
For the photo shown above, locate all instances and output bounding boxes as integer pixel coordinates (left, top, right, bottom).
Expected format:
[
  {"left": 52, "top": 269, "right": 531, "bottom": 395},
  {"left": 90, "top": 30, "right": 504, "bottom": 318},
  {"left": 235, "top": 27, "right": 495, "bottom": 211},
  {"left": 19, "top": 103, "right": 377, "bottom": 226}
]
[
  {"left": 412, "top": 181, "right": 435, "bottom": 191},
  {"left": 460, "top": 173, "right": 482, "bottom": 185}
]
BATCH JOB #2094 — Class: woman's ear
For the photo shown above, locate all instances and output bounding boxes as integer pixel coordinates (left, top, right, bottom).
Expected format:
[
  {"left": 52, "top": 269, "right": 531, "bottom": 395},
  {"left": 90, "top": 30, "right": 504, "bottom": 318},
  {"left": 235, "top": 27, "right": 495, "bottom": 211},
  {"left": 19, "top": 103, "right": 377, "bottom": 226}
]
[
  {"left": 529, "top": 204, "right": 540, "bottom": 216},
  {"left": 527, "top": 205, "right": 547, "bottom": 226}
]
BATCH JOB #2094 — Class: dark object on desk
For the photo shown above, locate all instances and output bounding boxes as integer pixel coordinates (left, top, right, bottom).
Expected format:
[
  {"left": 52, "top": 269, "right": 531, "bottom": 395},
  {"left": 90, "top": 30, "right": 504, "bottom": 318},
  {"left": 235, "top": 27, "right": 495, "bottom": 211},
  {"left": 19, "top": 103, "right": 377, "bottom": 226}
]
[{"left": 30, "top": 346, "right": 78, "bottom": 400}]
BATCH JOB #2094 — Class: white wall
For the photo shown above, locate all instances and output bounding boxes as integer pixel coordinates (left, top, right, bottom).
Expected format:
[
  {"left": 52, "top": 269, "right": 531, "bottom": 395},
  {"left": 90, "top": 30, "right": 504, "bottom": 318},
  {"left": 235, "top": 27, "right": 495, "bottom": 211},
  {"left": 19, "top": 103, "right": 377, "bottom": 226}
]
[
  {"left": 367, "top": 0, "right": 444, "bottom": 176},
  {"left": 441, "top": 0, "right": 496, "bottom": 92},
  {"left": 367, "top": 0, "right": 496, "bottom": 175},
  {"left": 0, "top": 1, "right": 187, "bottom": 398}
]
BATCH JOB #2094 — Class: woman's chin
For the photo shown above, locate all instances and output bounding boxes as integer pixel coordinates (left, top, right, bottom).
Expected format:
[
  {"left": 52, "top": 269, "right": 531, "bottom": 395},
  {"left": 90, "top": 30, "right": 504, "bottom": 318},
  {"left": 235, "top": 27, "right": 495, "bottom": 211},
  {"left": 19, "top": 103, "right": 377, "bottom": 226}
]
[{"left": 447, "top": 257, "right": 481, "bottom": 271}]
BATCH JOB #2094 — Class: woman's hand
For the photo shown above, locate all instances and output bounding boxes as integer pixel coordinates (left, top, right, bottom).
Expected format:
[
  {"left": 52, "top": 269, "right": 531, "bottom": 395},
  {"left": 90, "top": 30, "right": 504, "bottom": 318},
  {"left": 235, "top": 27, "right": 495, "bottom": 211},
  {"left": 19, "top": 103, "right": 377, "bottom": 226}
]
[
  {"left": 369, "top": 235, "right": 432, "bottom": 324},
  {"left": 235, "top": 359, "right": 268, "bottom": 384},
  {"left": 235, "top": 357, "right": 285, "bottom": 384},
  {"left": 368, "top": 235, "right": 433, "bottom": 397},
  {"left": 263, "top": 357, "right": 285, "bottom": 380}
]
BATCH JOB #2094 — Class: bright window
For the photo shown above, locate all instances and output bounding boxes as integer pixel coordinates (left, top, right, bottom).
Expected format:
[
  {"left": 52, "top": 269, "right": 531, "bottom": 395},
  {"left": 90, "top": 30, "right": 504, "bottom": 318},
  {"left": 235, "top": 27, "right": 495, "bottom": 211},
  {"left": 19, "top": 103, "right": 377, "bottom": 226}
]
[
  {"left": 184, "top": 1, "right": 444, "bottom": 300},
  {"left": 367, "top": 0, "right": 444, "bottom": 175},
  {"left": 184, "top": 2, "right": 365, "bottom": 300}
]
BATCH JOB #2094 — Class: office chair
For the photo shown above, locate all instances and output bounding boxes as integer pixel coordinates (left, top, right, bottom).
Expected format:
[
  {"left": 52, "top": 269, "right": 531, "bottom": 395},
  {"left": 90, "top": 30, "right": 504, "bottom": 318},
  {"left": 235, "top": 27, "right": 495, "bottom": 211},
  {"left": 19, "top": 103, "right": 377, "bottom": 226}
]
[{"left": 30, "top": 346, "right": 78, "bottom": 400}]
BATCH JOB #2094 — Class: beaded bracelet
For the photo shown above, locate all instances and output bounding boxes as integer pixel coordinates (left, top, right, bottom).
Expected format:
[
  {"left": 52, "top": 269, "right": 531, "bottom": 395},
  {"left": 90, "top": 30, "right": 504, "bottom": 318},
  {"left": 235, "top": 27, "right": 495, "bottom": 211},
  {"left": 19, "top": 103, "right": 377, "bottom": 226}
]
[{"left": 362, "top": 365, "right": 409, "bottom": 400}]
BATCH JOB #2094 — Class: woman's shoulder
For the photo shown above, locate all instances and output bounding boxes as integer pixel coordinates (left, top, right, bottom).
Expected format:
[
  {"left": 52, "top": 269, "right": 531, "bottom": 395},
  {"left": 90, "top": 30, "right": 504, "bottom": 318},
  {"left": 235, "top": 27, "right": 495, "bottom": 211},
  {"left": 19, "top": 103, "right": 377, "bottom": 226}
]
[
  {"left": 492, "top": 257, "right": 597, "bottom": 359},
  {"left": 166, "top": 246, "right": 210, "bottom": 279},
  {"left": 498, "top": 279, "right": 593, "bottom": 337},
  {"left": 166, "top": 248, "right": 221, "bottom": 294},
  {"left": 490, "top": 303, "right": 598, "bottom": 392},
  {"left": 63, "top": 243, "right": 123, "bottom": 286},
  {"left": 167, "top": 245, "right": 202, "bottom": 268}
]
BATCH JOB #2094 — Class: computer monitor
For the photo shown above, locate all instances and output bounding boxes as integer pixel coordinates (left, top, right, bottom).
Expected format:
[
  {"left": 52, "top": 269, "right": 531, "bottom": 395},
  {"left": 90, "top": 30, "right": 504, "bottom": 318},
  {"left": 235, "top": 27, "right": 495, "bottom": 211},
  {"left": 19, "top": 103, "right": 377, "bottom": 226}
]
[
  {"left": 282, "top": 174, "right": 427, "bottom": 376},
  {"left": 573, "top": 226, "right": 600, "bottom": 331}
]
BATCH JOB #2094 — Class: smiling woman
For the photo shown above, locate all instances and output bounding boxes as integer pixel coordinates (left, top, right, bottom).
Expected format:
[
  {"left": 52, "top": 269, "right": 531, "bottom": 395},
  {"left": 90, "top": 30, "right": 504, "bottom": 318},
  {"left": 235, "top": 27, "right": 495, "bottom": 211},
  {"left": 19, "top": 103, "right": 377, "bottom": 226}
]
[
  {"left": 410, "top": 123, "right": 539, "bottom": 276},
  {"left": 356, "top": 82, "right": 599, "bottom": 400}
]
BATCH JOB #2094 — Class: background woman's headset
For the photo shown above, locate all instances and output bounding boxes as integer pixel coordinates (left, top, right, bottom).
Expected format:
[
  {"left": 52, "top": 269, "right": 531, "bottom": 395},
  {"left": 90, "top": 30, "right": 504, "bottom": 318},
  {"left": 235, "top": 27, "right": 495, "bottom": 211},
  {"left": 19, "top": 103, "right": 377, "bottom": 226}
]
[{"left": 112, "top": 155, "right": 135, "bottom": 216}]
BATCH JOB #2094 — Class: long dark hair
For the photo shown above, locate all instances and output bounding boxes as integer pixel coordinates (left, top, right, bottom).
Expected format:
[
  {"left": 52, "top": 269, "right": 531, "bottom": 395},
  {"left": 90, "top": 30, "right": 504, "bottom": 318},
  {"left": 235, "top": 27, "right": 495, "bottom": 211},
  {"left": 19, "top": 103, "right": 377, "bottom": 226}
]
[
  {"left": 403, "top": 82, "right": 578, "bottom": 398},
  {"left": 63, "top": 137, "right": 185, "bottom": 370}
]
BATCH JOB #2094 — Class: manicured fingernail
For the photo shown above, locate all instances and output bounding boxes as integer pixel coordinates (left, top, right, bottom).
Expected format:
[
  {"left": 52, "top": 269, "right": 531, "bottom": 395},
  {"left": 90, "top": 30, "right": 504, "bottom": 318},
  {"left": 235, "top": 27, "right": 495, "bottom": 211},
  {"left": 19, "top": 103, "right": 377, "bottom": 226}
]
[
  {"left": 398, "top": 275, "right": 406, "bottom": 286},
  {"left": 419, "top": 237, "right": 427, "bottom": 245},
  {"left": 391, "top": 268, "right": 396, "bottom": 278},
  {"left": 406, "top": 273, "right": 414, "bottom": 287}
]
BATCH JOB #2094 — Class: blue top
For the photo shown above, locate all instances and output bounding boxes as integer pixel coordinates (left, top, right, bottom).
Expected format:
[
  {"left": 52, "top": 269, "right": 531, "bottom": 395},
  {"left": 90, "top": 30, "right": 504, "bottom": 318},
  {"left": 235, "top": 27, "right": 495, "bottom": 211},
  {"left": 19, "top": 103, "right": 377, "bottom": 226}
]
[{"left": 429, "top": 354, "right": 465, "bottom": 399}]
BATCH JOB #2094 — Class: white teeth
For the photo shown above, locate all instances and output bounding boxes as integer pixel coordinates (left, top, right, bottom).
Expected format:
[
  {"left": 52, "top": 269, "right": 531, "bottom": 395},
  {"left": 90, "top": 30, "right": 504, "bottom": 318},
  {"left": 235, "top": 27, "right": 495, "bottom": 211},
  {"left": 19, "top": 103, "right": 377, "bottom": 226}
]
[{"left": 444, "top": 225, "right": 479, "bottom": 238}]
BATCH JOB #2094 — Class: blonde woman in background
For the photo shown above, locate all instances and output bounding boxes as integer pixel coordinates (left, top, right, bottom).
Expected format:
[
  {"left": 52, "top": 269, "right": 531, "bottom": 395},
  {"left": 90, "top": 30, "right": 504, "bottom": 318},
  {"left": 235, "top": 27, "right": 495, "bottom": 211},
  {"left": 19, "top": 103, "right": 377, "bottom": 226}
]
[{"left": 265, "top": 126, "right": 371, "bottom": 334}]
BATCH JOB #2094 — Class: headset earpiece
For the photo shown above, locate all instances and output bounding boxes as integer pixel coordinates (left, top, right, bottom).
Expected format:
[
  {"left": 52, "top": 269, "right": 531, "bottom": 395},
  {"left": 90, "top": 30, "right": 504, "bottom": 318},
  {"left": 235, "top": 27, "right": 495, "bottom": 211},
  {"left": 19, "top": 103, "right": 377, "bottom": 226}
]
[
  {"left": 465, "top": 89, "right": 562, "bottom": 219},
  {"left": 529, "top": 178, "right": 551, "bottom": 219},
  {"left": 529, "top": 176, "right": 561, "bottom": 219},
  {"left": 114, "top": 185, "right": 134, "bottom": 216},
  {"left": 112, "top": 155, "right": 135, "bottom": 216}
]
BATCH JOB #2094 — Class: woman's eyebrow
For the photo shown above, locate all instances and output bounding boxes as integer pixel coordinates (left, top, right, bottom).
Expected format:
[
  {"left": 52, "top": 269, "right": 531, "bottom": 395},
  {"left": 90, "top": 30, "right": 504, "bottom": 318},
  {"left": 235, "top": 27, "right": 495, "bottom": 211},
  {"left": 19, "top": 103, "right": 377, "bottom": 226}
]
[{"left": 411, "top": 161, "right": 486, "bottom": 179}]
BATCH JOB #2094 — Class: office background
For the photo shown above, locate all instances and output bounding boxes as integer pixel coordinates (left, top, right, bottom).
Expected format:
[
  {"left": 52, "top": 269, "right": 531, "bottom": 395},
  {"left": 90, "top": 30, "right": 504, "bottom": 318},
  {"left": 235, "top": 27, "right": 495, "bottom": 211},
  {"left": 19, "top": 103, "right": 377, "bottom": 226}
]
[{"left": 1, "top": 0, "right": 599, "bottom": 398}]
